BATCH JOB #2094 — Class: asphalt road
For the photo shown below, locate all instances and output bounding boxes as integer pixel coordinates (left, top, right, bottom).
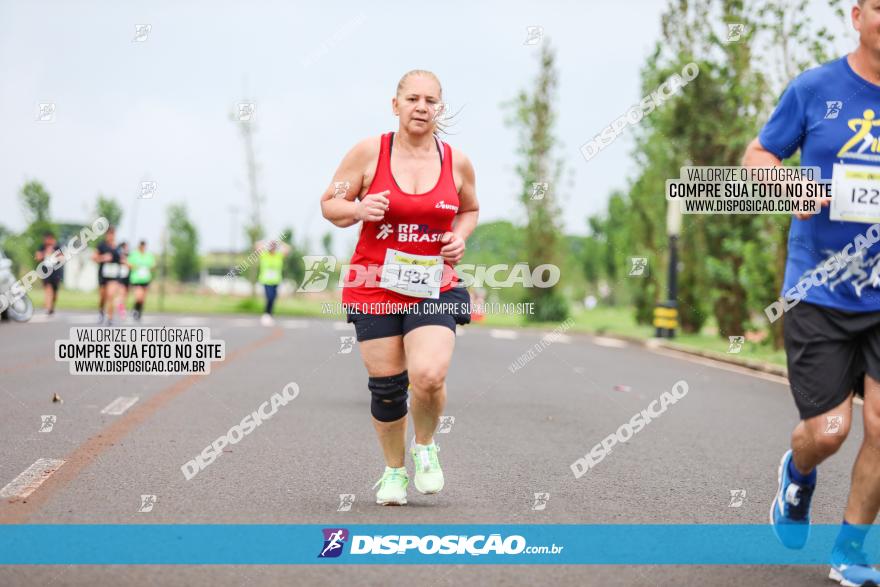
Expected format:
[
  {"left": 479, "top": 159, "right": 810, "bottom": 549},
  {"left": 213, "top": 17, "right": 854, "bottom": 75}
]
[{"left": 0, "top": 310, "right": 867, "bottom": 586}]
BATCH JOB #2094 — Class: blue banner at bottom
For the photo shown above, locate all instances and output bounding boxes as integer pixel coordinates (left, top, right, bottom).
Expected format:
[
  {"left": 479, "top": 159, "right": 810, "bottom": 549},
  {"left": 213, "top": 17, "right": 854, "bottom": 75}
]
[{"left": 0, "top": 524, "right": 877, "bottom": 564}]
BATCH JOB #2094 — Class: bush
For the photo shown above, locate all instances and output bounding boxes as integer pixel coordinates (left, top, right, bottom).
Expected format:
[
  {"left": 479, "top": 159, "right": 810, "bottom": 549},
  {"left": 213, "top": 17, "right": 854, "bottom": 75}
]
[{"left": 526, "top": 290, "right": 570, "bottom": 323}]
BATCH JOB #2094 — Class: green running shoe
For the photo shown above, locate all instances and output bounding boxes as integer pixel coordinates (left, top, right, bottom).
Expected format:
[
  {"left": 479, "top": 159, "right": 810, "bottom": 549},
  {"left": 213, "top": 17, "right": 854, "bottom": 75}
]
[
  {"left": 411, "top": 441, "right": 444, "bottom": 494},
  {"left": 373, "top": 466, "right": 409, "bottom": 505}
]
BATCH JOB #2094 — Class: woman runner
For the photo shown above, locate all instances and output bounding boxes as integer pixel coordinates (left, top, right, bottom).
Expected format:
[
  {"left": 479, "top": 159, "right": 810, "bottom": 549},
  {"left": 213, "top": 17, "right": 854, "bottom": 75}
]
[
  {"left": 320, "top": 69, "right": 479, "bottom": 505},
  {"left": 127, "top": 240, "right": 156, "bottom": 322}
]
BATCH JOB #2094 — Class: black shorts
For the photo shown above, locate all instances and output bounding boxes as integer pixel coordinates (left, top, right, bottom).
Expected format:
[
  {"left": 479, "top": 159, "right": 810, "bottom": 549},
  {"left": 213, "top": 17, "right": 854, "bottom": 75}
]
[
  {"left": 346, "top": 286, "right": 472, "bottom": 342},
  {"left": 784, "top": 301, "right": 880, "bottom": 419},
  {"left": 131, "top": 282, "right": 150, "bottom": 289},
  {"left": 41, "top": 274, "right": 61, "bottom": 289}
]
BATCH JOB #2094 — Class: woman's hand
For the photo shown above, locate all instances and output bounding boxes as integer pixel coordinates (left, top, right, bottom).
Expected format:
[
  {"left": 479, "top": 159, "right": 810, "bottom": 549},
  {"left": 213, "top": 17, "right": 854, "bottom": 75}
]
[
  {"left": 440, "top": 232, "right": 465, "bottom": 265},
  {"left": 355, "top": 190, "right": 390, "bottom": 222}
]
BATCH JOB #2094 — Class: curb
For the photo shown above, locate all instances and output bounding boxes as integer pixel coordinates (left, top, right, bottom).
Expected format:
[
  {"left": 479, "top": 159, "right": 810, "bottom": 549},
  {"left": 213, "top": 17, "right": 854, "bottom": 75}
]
[
  {"left": 577, "top": 329, "right": 788, "bottom": 378},
  {"left": 468, "top": 320, "right": 789, "bottom": 378},
  {"left": 651, "top": 340, "right": 788, "bottom": 378}
]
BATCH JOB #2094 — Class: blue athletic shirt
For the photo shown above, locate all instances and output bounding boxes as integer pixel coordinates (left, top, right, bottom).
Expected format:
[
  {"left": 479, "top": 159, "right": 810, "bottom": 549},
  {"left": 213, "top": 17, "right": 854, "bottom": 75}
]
[{"left": 760, "top": 55, "right": 880, "bottom": 312}]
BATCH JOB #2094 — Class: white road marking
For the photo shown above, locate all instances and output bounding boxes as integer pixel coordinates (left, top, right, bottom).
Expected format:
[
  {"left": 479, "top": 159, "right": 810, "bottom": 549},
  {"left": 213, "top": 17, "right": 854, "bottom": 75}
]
[
  {"left": 0, "top": 458, "right": 65, "bottom": 499},
  {"left": 592, "top": 336, "right": 628, "bottom": 348},
  {"left": 489, "top": 329, "right": 518, "bottom": 340},
  {"left": 174, "top": 317, "right": 205, "bottom": 326},
  {"left": 282, "top": 321, "right": 309, "bottom": 329},
  {"left": 100, "top": 396, "right": 139, "bottom": 415},
  {"left": 543, "top": 333, "right": 572, "bottom": 344},
  {"left": 332, "top": 322, "right": 352, "bottom": 331}
]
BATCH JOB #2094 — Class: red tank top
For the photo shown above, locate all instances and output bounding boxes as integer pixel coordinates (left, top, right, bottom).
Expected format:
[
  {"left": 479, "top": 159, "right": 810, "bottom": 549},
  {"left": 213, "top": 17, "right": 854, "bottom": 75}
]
[{"left": 342, "top": 132, "right": 460, "bottom": 313}]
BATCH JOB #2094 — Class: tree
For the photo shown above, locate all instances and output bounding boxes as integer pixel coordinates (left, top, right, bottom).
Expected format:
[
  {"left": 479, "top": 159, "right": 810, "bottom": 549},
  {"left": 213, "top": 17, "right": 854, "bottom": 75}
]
[
  {"left": 21, "top": 181, "right": 50, "bottom": 225},
  {"left": 95, "top": 195, "right": 123, "bottom": 227},
  {"left": 587, "top": 192, "right": 632, "bottom": 307},
  {"left": 587, "top": 0, "right": 843, "bottom": 341},
  {"left": 602, "top": 0, "right": 769, "bottom": 336},
  {"left": 505, "top": 41, "right": 569, "bottom": 322},
  {"left": 460, "top": 221, "right": 528, "bottom": 303},
  {"left": 167, "top": 204, "right": 200, "bottom": 282},
  {"left": 0, "top": 224, "right": 25, "bottom": 274},
  {"left": 280, "top": 227, "right": 305, "bottom": 286},
  {"left": 16, "top": 181, "right": 57, "bottom": 270},
  {"left": 321, "top": 232, "right": 333, "bottom": 257},
  {"left": 580, "top": 235, "right": 603, "bottom": 291}
]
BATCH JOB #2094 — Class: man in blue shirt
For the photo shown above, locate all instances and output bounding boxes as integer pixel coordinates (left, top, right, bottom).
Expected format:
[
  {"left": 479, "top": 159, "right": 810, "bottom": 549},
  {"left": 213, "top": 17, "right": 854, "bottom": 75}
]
[{"left": 744, "top": 2, "right": 880, "bottom": 583}]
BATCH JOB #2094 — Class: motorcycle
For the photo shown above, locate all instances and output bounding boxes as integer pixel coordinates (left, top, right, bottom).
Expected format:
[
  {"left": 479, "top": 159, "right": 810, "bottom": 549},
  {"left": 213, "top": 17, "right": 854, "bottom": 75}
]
[{"left": 0, "top": 248, "right": 34, "bottom": 322}]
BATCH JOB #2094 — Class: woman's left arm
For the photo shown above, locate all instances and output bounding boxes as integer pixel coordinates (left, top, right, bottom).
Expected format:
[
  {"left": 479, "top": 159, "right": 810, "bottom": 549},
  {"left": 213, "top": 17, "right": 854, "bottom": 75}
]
[{"left": 440, "top": 151, "right": 479, "bottom": 265}]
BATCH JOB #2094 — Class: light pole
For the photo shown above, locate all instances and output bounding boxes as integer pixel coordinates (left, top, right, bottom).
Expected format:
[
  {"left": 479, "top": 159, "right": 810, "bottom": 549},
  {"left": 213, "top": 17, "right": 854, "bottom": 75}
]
[
  {"left": 228, "top": 205, "right": 239, "bottom": 266},
  {"left": 654, "top": 199, "right": 681, "bottom": 338}
]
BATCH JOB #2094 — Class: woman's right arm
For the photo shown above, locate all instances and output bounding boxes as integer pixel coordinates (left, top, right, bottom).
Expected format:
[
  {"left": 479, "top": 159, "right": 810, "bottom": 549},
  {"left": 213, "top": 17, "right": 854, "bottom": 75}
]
[{"left": 320, "top": 137, "right": 389, "bottom": 228}]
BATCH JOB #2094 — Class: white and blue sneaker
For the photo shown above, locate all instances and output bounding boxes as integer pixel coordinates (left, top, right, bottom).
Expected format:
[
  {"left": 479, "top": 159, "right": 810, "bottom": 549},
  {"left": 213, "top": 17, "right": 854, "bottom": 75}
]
[
  {"left": 770, "top": 449, "right": 815, "bottom": 549},
  {"left": 830, "top": 547, "right": 880, "bottom": 586}
]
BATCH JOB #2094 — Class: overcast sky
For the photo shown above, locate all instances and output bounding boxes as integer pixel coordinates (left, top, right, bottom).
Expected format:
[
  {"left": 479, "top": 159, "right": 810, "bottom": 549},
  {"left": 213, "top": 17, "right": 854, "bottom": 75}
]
[{"left": 0, "top": 0, "right": 856, "bottom": 256}]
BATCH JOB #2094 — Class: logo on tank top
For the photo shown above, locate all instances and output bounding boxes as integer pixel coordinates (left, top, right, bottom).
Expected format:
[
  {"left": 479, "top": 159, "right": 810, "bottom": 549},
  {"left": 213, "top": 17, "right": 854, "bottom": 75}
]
[
  {"left": 435, "top": 200, "right": 459, "bottom": 212},
  {"left": 376, "top": 224, "right": 393, "bottom": 240},
  {"left": 395, "top": 224, "right": 445, "bottom": 243}
]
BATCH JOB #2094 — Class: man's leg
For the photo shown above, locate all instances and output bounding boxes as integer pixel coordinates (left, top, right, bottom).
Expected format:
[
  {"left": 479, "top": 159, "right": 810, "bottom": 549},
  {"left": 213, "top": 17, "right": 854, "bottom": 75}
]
[
  {"left": 104, "top": 282, "right": 116, "bottom": 321},
  {"left": 43, "top": 283, "right": 53, "bottom": 312},
  {"left": 844, "top": 375, "right": 880, "bottom": 524},
  {"left": 825, "top": 376, "right": 880, "bottom": 584},
  {"left": 50, "top": 281, "right": 58, "bottom": 313},
  {"left": 263, "top": 285, "right": 276, "bottom": 315},
  {"left": 133, "top": 286, "right": 145, "bottom": 317},
  {"left": 791, "top": 394, "right": 853, "bottom": 476}
]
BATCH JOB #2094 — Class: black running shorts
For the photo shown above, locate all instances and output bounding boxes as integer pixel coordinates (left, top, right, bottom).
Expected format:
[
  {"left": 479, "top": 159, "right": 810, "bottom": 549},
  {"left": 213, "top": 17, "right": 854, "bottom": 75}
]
[
  {"left": 784, "top": 301, "right": 880, "bottom": 419},
  {"left": 345, "top": 286, "right": 472, "bottom": 342}
]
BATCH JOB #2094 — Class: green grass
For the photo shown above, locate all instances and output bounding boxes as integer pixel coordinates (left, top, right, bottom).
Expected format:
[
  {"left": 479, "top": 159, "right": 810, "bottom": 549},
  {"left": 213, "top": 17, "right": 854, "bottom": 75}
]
[
  {"left": 31, "top": 286, "right": 329, "bottom": 317},
  {"left": 30, "top": 286, "right": 786, "bottom": 368}
]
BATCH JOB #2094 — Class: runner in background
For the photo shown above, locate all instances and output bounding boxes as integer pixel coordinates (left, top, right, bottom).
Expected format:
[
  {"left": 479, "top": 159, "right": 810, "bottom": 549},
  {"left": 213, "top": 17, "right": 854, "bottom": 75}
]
[
  {"left": 127, "top": 240, "right": 155, "bottom": 322},
  {"left": 256, "top": 239, "right": 290, "bottom": 326},
  {"left": 92, "top": 226, "right": 122, "bottom": 326},
  {"left": 34, "top": 231, "right": 63, "bottom": 316},
  {"left": 117, "top": 241, "right": 130, "bottom": 322}
]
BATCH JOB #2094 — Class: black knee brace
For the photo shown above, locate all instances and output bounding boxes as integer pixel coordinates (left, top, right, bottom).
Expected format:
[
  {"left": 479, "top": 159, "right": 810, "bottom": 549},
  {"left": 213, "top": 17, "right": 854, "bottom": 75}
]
[{"left": 369, "top": 371, "right": 409, "bottom": 422}]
